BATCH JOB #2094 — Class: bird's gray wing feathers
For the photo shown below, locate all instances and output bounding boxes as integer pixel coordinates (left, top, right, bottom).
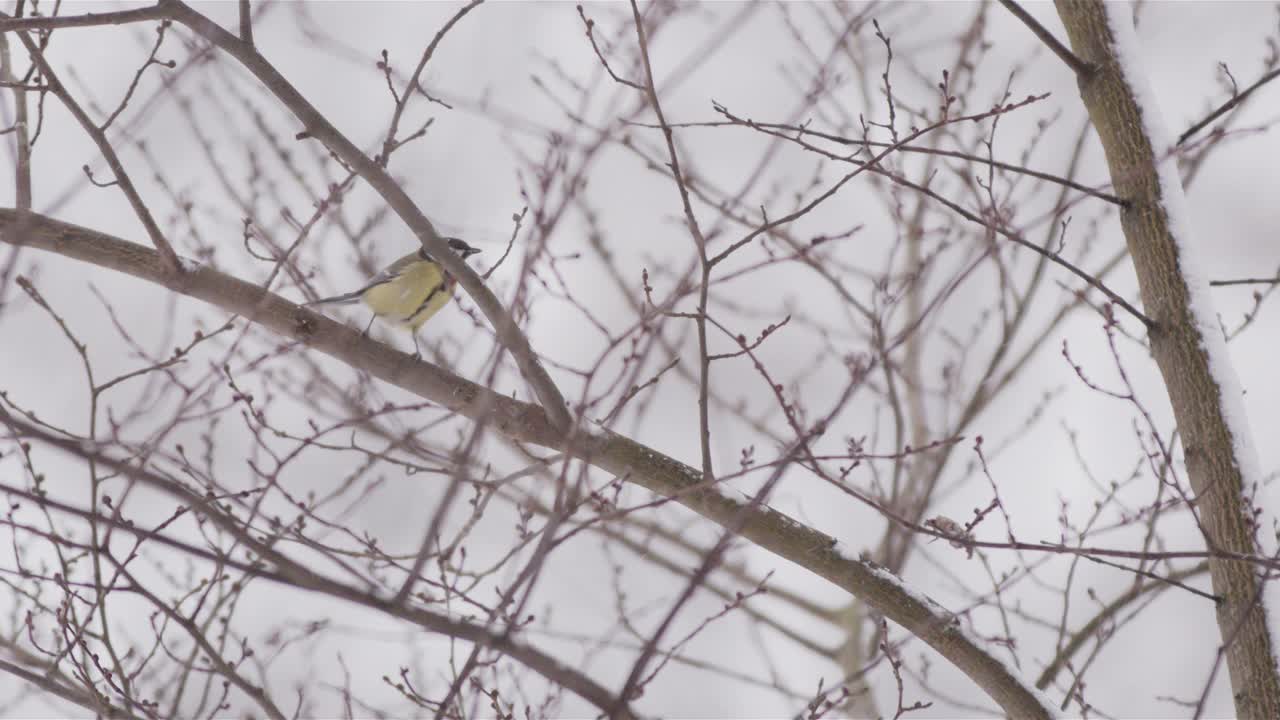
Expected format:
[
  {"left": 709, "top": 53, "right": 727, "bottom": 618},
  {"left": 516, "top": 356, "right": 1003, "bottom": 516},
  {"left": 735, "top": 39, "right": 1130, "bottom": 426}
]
[{"left": 304, "top": 267, "right": 402, "bottom": 306}]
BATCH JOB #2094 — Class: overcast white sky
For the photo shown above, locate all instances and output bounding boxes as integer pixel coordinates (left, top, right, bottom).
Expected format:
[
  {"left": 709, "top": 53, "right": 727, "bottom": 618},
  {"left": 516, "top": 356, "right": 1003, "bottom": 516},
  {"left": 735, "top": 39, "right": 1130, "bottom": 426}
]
[{"left": 2, "top": 2, "right": 1279, "bottom": 717}]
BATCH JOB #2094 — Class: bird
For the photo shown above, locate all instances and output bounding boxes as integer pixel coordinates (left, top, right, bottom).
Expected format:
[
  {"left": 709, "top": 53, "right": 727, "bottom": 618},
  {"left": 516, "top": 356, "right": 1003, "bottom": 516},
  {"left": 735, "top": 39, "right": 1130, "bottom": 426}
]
[{"left": 305, "top": 237, "right": 481, "bottom": 357}]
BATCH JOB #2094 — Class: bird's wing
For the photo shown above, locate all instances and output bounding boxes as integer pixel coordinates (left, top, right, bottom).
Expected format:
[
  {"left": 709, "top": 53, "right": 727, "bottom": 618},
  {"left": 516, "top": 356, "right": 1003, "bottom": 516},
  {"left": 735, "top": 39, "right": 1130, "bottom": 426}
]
[{"left": 304, "top": 262, "right": 409, "bottom": 306}]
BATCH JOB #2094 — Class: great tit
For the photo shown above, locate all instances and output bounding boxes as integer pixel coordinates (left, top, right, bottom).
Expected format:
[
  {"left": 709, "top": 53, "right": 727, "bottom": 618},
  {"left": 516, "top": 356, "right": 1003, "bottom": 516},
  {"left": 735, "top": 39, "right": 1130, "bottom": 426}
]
[{"left": 306, "top": 237, "right": 481, "bottom": 356}]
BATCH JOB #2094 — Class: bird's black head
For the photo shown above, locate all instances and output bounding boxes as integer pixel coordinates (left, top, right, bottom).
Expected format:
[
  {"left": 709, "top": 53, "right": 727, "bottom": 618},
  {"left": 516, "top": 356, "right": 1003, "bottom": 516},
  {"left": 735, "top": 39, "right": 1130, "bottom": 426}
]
[
  {"left": 446, "top": 237, "right": 482, "bottom": 258},
  {"left": 416, "top": 238, "right": 481, "bottom": 262}
]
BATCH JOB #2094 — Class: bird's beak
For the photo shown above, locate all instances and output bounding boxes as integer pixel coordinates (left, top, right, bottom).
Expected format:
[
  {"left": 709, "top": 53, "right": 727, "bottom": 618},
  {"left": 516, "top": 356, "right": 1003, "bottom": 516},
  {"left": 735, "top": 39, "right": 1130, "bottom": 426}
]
[{"left": 466, "top": 247, "right": 482, "bottom": 258}]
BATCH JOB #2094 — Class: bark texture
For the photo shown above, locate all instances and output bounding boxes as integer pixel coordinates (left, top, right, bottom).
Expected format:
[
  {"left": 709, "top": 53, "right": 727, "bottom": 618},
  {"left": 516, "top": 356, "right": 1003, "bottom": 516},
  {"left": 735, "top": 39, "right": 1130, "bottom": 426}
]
[{"left": 1055, "top": 3, "right": 1280, "bottom": 716}]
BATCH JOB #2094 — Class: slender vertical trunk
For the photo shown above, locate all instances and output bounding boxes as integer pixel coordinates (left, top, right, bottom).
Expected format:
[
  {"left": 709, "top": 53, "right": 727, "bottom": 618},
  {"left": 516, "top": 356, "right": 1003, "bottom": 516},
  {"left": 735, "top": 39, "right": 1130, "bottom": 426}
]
[{"left": 1056, "top": 3, "right": 1280, "bottom": 716}]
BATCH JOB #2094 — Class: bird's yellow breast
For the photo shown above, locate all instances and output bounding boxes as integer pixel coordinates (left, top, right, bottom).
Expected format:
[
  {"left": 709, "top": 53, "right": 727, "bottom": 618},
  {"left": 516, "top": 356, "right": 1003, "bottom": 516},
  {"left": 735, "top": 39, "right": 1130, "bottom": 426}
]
[{"left": 362, "top": 260, "right": 454, "bottom": 330}]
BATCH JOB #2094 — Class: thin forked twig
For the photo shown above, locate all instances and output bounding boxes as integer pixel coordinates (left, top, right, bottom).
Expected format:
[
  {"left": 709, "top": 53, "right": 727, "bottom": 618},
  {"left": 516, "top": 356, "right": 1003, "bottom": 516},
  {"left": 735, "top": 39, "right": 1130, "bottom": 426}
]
[
  {"left": 1177, "top": 66, "right": 1280, "bottom": 146},
  {"left": 381, "top": 0, "right": 484, "bottom": 162},
  {"left": 712, "top": 103, "right": 1153, "bottom": 329},
  {"left": 4, "top": 14, "right": 183, "bottom": 274},
  {"left": 632, "top": 118, "right": 1126, "bottom": 206}
]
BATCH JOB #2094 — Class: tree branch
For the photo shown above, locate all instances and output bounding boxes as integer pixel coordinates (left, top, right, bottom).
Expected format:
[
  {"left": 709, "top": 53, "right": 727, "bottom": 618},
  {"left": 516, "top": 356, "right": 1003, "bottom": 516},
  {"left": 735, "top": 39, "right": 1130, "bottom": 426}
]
[
  {"left": 155, "top": 0, "right": 573, "bottom": 432},
  {"left": 0, "top": 5, "right": 167, "bottom": 32},
  {"left": 1055, "top": 3, "right": 1280, "bottom": 716},
  {"left": 0, "top": 411, "right": 634, "bottom": 720},
  {"left": 998, "top": 0, "right": 1091, "bottom": 76},
  {"left": 5, "top": 16, "right": 183, "bottom": 273},
  {"left": 0, "top": 208, "right": 1058, "bottom": 719},
  {"left": 1177, "top": 66, "right": 1280, "bottom": 146}
]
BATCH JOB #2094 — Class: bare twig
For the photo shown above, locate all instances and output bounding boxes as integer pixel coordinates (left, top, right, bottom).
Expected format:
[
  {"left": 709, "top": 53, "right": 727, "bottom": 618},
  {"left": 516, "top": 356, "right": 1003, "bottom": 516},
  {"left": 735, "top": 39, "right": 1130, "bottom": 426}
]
[
  {"left": 1209, "top": 275, "right": 1280, "bottom": 287},
  {"left": 1177, "top": 66, "right": 1280, "bottom": 146},
  {"left": 0, "top": 4, "right": 167, "bottom": 32},
  {"left": 238, "top": 0, "right": 254, "bottom": 45},
  {"left": 4, "top": 16, "right": 182, "bottom": 273},
  {"left": 997, "top": 0, "right": 1092, "bottom": 76}
]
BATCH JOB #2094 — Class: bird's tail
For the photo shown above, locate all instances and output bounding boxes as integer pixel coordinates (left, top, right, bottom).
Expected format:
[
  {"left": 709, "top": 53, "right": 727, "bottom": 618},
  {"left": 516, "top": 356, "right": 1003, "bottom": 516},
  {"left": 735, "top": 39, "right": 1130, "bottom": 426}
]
[{"left": 304, "top": 290, "right": 365, "bottom": 306}]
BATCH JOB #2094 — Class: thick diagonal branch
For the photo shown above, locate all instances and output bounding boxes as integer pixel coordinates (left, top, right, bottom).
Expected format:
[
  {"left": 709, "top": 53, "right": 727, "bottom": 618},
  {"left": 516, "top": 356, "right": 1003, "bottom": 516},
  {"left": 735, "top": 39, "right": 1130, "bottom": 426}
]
[{"left": 0, "top": 208, "right": 1057, "bottom": 718}]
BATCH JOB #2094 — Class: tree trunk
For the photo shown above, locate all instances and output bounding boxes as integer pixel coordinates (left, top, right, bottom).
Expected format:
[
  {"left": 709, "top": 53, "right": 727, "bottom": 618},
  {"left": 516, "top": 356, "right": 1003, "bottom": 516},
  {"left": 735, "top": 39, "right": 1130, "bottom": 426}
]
[{"left": 1055, "top": 2, "right": 1280, "bottom": 716}]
